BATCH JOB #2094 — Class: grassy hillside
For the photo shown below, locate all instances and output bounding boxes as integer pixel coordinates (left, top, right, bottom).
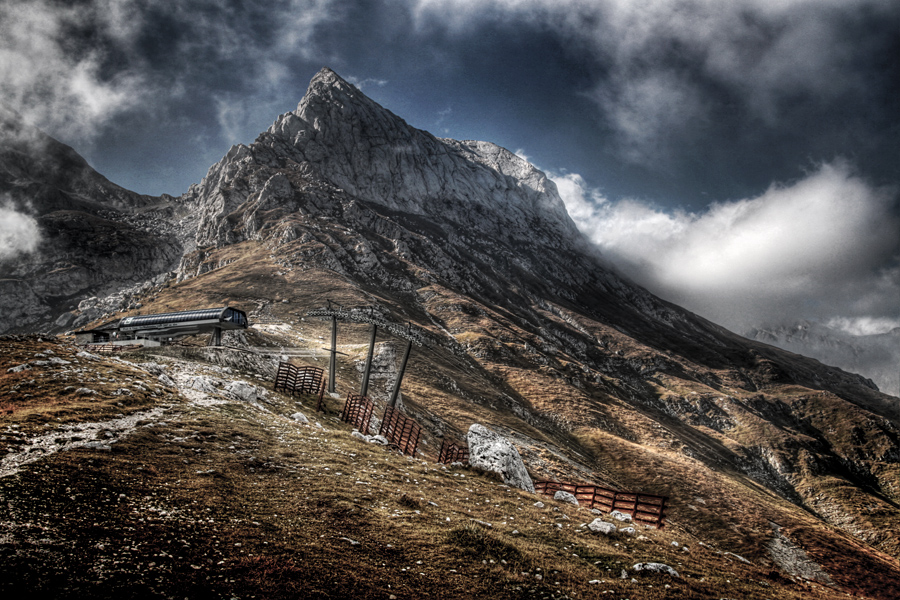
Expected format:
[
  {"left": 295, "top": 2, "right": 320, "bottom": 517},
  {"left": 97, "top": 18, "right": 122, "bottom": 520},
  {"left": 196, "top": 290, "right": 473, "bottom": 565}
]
[{"left": 3, "top": 327, "right": 899, "bottom": 598}]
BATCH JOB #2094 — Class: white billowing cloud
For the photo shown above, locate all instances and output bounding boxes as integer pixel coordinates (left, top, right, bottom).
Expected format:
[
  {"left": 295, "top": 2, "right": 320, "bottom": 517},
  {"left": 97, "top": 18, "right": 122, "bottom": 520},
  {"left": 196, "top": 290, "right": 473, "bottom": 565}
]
[
  {"left": 0, "top": 200, "right": 41, "bottom": 260},
  {"left": 0, "top": 0, "right": 338, "bottom": 145},
  {"left": 346, "top": 76, "right": 389, "bottom": 90},
  {"left": 0, "top": 0, "right": 149, "bottom": 141},
  {"left": 827, "top": 316, "right": 900, "bottom": 337},
  {"left": 410, "top": 0, "right": 897, "bottom": 165},
  {"left": 551, "top": 162, "right": 900, "bottom": 331},
  {"left": 549, "top": 172, "right": 609, "bottom": 223}
]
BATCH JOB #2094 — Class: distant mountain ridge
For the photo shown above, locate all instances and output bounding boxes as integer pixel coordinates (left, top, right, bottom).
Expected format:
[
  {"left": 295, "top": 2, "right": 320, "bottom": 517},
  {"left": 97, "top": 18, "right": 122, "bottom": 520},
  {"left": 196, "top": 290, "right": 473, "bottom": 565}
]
[{"left": 746, "top": 320, "right": 900, "bottom": 396}]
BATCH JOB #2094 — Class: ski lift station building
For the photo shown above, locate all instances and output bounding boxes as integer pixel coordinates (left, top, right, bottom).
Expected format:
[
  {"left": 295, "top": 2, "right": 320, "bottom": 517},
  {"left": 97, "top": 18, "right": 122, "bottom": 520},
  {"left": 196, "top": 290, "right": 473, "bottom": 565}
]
[{"left": 75, "top": 306, "right": 249, "bottom": 346}]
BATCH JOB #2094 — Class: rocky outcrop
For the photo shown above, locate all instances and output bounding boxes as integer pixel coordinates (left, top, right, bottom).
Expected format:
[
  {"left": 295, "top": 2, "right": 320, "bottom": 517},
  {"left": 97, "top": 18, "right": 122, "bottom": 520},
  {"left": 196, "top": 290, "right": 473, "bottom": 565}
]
[
  {"left": 767, "top": 524, "right": 833, "bottom": 585},
  {"left": 466, "top": 424, "right": 534, "bottom": 493},
  {"left": 262, "top": 69, "right": 577, "bottom": 242}
]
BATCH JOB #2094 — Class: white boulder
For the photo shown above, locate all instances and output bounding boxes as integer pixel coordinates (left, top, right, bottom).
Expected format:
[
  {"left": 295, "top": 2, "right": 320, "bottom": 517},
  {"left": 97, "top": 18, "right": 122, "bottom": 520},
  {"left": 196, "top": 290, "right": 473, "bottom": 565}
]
[
  {"left": 225, "top": 380, "right": 259, "bottom": 402},
  {"left": 587, "top": 519, "right": 616, "bottom": 535},
  {"left": 553, "top": 491, "right": 579, "bottom": 506},
  {"left": 466, "top": 424, "right": 534, "bottom": 493}
]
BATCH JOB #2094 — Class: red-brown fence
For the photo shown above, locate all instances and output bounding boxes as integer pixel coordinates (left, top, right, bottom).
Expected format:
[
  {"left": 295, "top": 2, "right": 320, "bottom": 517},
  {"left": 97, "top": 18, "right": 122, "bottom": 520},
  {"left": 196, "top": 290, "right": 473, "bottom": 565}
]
[
  {"left": 378, "top": 405, "right": 421, "bottom": 457},
  {"left": 437, "top": 439, "right": 469, "bottom": 464},
  {"left": 534, "top": 480, "right": 668, "bottom": 529},
  {"left": 274, "top": 362, "right": 326, "bottom": 410},
  {"left": 341, "top": 393, "right": 375, "bottom": 435}
]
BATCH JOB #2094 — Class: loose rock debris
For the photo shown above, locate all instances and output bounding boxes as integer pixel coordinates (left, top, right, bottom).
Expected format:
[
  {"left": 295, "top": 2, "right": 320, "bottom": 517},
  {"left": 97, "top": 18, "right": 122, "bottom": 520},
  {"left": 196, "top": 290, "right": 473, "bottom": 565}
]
[{"left": 1, "top": 407, "right": 168, "bottom": 477}]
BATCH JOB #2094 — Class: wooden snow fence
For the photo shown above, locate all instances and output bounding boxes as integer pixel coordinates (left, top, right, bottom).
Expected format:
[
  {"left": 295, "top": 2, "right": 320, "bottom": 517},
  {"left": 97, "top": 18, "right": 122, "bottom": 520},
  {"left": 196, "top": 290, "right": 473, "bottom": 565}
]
[
  {"left": 534, "top": 480, "right": 668, "bottom": 529},
  {"left": 437, "top": 439, "right": 469, "bottom": 464},
  {"left": 273, "top": 362, "right": 326, "bottom": 411},
  {"left": 378, "top": 405, "right": 421, "bottom": 457},
  {"left": 341, "top": 393, "right": 375, "bottom": 435}
]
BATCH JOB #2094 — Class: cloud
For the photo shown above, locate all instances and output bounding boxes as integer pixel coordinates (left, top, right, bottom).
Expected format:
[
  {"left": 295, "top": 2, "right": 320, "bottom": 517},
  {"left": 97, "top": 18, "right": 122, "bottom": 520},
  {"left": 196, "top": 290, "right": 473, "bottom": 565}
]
[
  {"left": 345, "top": 76, "right": 389, "bottom": 90},
  {"left": 591, "top": 71, "right": 708, "bottom": 165},
  {"left": 410, "top": 0, "right": 899, "bottom": 167},
  {"left": 551, "top": 161, "right": 900, "bottom": 331},
  {"left": 0, "top": 199, "right": 41, "bottom": 261},
  {"left": 0, "top": 0, "right": 339, "bottom": 146},
  {"left": 0, "top": 0, "right": 150, "bottom": 140},
  {"left": 827, "top": 315, "right": 900, "bottom": 337}
]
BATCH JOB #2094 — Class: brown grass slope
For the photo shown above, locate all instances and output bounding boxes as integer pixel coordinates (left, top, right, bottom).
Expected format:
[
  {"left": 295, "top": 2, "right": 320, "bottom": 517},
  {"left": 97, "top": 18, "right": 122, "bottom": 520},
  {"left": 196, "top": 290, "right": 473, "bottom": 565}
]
[
  {"left": 4, "top": 69, "right": 899, "bottom": 597},
  {"left": 3, "top": 334, "right": 900, "bottom": 600}
]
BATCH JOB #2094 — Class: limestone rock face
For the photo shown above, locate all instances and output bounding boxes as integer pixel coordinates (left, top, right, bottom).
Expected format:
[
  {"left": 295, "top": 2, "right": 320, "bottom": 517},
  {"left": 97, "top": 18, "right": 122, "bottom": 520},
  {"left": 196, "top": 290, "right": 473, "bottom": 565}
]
[
  {"left": 265, "top": 68, "right": 577, "bottom": 242},
  {"left": 183, "top": 68, "right": 591, "bottom": 253},
  {"left": 466, "top": 424, "right": 534, "bottom": 493}
]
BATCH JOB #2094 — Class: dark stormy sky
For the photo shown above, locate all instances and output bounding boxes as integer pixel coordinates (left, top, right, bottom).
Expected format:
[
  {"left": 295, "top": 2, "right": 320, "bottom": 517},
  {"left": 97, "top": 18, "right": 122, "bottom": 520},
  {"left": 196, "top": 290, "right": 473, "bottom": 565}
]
[{"left": 1, "top": 0, "right": 898, "bottom": 335}]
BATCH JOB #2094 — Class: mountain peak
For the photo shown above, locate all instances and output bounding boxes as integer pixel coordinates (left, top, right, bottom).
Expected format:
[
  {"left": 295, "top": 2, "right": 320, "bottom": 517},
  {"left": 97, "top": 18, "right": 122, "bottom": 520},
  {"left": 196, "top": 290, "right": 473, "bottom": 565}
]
[
  {"left": 307, "top": 66, "right": 350, "bottom": 89},
  {"left": 298, "top": 66, "right": 366, "bottom": 112},
  {"left": 261, "top": 68, "right": 578, "bottom": 243}
]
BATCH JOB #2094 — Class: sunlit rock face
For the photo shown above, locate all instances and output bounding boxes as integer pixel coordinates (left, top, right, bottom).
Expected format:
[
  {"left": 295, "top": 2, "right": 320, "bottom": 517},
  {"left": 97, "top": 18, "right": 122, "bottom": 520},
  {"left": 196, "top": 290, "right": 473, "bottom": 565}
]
[
  {"left": 184, "top": 67, "right": 584, "bottom": 261},
  {"left": 268, "top": 68, "right": 576, "bottom": 239}
]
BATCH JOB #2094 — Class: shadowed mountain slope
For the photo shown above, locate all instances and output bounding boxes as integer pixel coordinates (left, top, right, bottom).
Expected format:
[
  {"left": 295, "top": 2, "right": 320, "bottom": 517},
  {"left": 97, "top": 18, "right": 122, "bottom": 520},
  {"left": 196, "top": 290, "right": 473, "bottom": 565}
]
[{"left": 0, "top": 106, "right": 188, "bottom": 332}]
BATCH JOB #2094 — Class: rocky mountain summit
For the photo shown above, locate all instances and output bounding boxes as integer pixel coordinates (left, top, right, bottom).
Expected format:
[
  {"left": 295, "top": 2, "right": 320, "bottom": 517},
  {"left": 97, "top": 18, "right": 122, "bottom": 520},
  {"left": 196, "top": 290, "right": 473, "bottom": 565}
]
[{"left": 2, "top": 68, "right": 900, "bottom": 597}]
